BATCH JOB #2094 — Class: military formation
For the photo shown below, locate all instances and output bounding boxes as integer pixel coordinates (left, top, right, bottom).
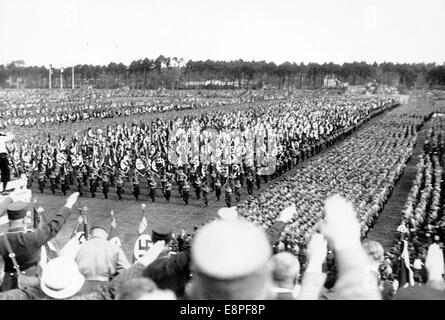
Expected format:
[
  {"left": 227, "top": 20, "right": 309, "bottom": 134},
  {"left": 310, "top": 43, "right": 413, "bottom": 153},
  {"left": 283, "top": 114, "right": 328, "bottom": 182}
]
[{"left": 1, "top": 91, "right": 397, "bottom": 208}]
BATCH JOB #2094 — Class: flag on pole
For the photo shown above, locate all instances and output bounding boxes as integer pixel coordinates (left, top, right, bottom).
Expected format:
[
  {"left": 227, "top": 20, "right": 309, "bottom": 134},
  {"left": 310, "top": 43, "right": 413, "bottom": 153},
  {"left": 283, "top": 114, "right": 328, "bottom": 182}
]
[
  {"left": 133, "top": 204, "right": 152, "bottom": 262},
  {"left": 138, "top": 204, "right": 148, "bottom": 234},
  {"left": 70, "top": 207, "right": 88, "bottom": 243},
  {"left": 32, "top": 198, "right": 40, "bottom": 229},
  {"left": 138, "top": 215, "right": 148, "bottom": 234},
  {"left": 108, "top": 210, "right": 121, "bottom": 247}
]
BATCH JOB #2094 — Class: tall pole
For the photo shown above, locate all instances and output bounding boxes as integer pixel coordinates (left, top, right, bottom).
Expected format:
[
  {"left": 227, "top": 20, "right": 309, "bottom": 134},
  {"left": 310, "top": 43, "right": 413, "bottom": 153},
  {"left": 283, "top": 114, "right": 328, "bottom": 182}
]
[
  {"left": 60, "top": 68, "right": 64, "bottom": 89},
  {"left": 72, "top": 66, "right": 75, "bottom": 89},
  {"left": 49, "top": 65, "right": 52, "bottom": 89}
]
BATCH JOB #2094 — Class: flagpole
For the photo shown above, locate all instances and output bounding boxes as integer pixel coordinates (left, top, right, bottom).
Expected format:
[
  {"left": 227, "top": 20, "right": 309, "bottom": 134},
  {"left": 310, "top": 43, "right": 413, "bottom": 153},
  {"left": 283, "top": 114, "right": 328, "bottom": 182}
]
[
  {"left": 60, "top": 68, "right": 64, "bottom": 90},
  {"left": 48, "top": 65, "right": 52, "bottom": 89}
]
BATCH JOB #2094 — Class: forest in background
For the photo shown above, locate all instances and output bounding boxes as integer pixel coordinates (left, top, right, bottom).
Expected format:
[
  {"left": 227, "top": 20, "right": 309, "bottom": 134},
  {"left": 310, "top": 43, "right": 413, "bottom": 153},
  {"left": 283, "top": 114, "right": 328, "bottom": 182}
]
[{"left": 1, "top": 55, "right": 445, "bottom": 90}]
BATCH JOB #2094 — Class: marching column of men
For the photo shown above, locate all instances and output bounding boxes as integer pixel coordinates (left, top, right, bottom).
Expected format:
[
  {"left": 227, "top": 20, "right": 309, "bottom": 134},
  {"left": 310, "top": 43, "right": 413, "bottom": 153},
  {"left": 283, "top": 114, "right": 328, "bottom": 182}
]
[
  {"left": 2, "top": 129, "right": 367, "bottom": 207},
  {"left": 1, "top": 95, "right": 398, "bottom": 207}
]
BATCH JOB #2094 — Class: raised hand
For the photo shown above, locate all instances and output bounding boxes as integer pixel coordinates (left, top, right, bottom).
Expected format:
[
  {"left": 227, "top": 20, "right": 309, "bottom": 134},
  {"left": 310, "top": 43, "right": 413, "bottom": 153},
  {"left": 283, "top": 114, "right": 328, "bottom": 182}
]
[
  {"left": 138, "top": 240, "right": 166, "bottom": 267},
  {"left": 65, "top": 192, "right": 80, "bottom": 209},
  {"left": 321, "top": 194, "right": 361, "bottom": 250},
  {"left": 277, "top": 203, "right": 296, "bottom": 223},
  {"left": 425, "top": 243, "right": 444, "bottom": 281},
  {"left": 306, "top": 233, "right": 328, "bottom": 269}
]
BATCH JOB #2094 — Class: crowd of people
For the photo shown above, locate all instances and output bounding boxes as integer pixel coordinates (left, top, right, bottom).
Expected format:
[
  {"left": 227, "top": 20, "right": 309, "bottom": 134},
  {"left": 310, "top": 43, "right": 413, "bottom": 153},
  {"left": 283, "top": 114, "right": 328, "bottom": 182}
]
[
  {"left": 0, "top": 88, "right": 291, "bottom": 130},
  {"left": 1, "top": 189, "right": 444, "bottom": 300},
  {"left": 381, "top": 114, "right": 445, "bottom": 288},
  {"left": 1, "top": 93, "right": 398, "bottom": 208},
  {"left": 1, "top": 89, "right": 444, "bottom": 300}
]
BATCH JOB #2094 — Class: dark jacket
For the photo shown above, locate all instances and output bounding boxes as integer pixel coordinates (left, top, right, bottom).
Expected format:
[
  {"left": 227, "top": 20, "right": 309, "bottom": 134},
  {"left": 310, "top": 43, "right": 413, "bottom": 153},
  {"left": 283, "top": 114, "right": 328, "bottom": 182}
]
[
  {"left": 0, "top": 206, "right": 72, "bottom": 273},
  {"left": 142, "top": 250, "right": 191, "bottom": 297}
]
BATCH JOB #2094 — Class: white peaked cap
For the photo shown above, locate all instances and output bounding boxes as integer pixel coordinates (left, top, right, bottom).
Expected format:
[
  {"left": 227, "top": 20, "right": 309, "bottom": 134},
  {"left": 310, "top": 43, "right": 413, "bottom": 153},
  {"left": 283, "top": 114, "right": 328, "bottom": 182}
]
[
  {"left": 217, "top": 206, "right": 238, "bottom": 221},
  {"left": 192, "top": 219, "right": 271, "bottom": 279}
]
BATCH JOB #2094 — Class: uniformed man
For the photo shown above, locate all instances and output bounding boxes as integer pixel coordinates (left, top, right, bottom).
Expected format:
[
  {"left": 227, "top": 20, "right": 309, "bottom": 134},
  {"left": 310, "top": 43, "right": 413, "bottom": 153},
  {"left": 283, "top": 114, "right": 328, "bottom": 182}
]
[
  {"left": 234, "top": 179, "right": 242, "bottom": 203},
  {"left": 164, "top": 178, "right": 172, "bottom": 202},
  {"left": 76, "top": 169, "right": 84, "bottom": 197},
  {"left": 60, "top": 172, "right": 70, "bottom": 197},
  {"left": 0, "top": 192, "right": 79, "bottom": 291},
  {"left": 49, "top": 170, "right": 57, "bottom": 195},
  {"left": 116, "top": 176, "right": 125, "bottom": 201},
  {"left": 182, "top": 182, "right": 190, "bottom": 206},
  {"left": 142, "top": 221, "right": 191, "bottom": 297},
  {"left": 225, "top": 183, "right": 233, "bottom": 208},
  {"left": 0, "top": 132, "right": 13, "bottom": 194},
  {"left": 37, "top": 165, "right": 46, "bottom": 194},
  {"left": 89, "top": 168, "right": 98, "bottom": 198},
  {"left": 255, "top": 171, "right": 261, "bottom": 190},
  {"left": 246, "top": 171, "right": 254, "bottom": 195},
  {"left": 215, "top": 178, "right": 222, "bottom": 201},
  {"left": 82, "top": 165, "right": 89, "bottom": 187},
  {"left": 101, "top": 168, "right": 110, "bottom": 200},
  {"left": 149, "top": 178, "right": 157, "bottom": 203},
  {"left": 202, "top": 183, "right": 209, "bottom": 207},
  {"left": 133, "top": 171, "right": 140, "bottom": 201},
  {"left": 194, "top": 176, "right": 202, "bottom": 200},
  {"left": 177, "top": 169, "right": 187, "bottom": 197},
  {"left": 75, "top": 219, "right": 130, "bottom": 293}
]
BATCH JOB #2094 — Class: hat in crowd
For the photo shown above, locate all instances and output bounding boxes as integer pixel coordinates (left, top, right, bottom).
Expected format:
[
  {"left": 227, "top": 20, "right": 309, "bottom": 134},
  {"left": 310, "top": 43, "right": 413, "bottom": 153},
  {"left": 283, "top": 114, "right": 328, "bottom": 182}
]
[
  {"left": 217, "top": 207, "right": 238, "bottom": 221},
  {"left": 190, "top": 219, "right": 272, "bottom": 299},
  {"left": 90, "top": 219, "right": 110, "bottom": 233},
  {"left": 40, "top": 257, "right": 85, "bottom": 299},
  {"left": 152, "top": 221, "right": 173, "bottom": 243},
  {"left": 7, "top": 201, "right": 29, "bottom": 221},
  {"left": 362, "top": 240, "right": 384, "bottom": 264}
]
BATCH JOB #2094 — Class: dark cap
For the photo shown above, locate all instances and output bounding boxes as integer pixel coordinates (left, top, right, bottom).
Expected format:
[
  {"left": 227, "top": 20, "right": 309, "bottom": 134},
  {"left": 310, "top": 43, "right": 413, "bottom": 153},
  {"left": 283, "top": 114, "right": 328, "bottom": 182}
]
[
  {"left": 152, "top": 221, "right": 173, "bottom": 243},
  {"left": 7, "top": 202, "right": 29, "bottom": 221}
]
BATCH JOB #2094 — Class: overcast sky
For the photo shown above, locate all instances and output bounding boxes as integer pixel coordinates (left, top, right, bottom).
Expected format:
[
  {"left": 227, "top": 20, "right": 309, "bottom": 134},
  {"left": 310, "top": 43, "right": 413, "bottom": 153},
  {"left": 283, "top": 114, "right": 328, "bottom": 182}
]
[{"left": 0, "top": 0, "right": 444, "bottom": 67}]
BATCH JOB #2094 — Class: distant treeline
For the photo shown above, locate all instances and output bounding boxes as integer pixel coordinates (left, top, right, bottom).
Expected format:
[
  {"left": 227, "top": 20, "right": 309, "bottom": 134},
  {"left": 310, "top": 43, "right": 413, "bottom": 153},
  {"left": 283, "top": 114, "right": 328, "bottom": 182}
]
[{"left": 1, "top": 56, "right": 444, "bottom": 89}]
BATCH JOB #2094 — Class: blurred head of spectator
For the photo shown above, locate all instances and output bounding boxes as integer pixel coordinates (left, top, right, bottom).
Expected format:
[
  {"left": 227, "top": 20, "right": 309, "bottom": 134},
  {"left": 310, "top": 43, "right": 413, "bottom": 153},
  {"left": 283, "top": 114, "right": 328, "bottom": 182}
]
[
  {"left": 188, "top": 219, "right": 273, "bottom": 300},
  {"left": 118, "top": 277, "right": 176, "bottom": 300},
  {"left": 362, "top": 240, "right": 385, "bottom": 269},
  {"left": 271, "top": 252, "right": 300, "bottom": 299}
]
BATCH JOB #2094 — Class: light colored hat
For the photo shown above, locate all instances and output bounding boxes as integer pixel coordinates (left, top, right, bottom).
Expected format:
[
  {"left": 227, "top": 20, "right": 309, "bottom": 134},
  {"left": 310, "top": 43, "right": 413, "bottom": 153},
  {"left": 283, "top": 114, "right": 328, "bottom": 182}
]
[
  {"left": 40, "top": 257, "right": 85, "bottom": 299},
  {"left": 192, "top": 219, "right": 271, "bottom": 279},
  {"left": 217, "top": 207, "right": 238, "bottom": 221}
]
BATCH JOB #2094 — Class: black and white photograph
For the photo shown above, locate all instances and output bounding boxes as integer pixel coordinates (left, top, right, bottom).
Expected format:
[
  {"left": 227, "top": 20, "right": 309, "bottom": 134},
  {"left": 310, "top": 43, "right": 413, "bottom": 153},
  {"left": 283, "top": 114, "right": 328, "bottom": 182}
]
[{"left": 0, "top": 0, "right": 445, "bottom": 305}]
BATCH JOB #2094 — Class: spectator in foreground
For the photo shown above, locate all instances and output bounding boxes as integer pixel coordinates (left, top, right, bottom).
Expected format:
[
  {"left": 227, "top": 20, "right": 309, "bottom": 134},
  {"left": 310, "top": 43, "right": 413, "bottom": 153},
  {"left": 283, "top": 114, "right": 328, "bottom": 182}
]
[
  {"left": 75, "top": 220, "right": 131, "bottom": 294},
  {"left": 362, "top": 240, "right": 395, "bottom": 300},
  {"left": 70, "top": 240, "right": 167, "bottom": 300},
  {"left": 394, "top": 243, "right": 445, "bottom": 300},
  {"left": 271, "top": 252, "right": 301, "bottom": 299},
  {"left": 142, "top": 221, "right": 191, "bottom": 298},
  {"left": 319, "top": 194, "right": 382, "bottom": 300},
  {"left": 188, "top": 218, "right": 274, "bottom": 299},
  {"left": 0, "top": 192, "right": 79, "bottom": 292}
]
